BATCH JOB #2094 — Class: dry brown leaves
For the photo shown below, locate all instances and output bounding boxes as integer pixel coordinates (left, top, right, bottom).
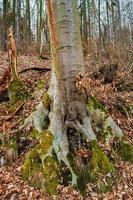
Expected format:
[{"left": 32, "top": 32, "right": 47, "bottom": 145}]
[{"left": 0, "top": 50, "right": 133, "bottom": 200}]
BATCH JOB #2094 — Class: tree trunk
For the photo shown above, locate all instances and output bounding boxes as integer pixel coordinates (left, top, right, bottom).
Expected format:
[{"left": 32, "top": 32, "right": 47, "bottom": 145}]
[
  {"left": 106, "top": 0, "right": 110, "bottom": 41},
  {"left": 16, "top": 0, "right": 21, "bottom": 45},
  {"left": 82, "top": 0, "right": 88, "bottom": 44},
  {"left": 12, "top": 0, "right": 16, "bottom": 35},
  {"left": 2, "top": 0, "right": 8, "bottom": 50},
  {"left": 25, "top": 0, "right": 31, "bottom": 45},
  {"left": 7, "top": 26, "right": 25, "bottom": 104},
  {"left": 98, "top": 0, "right": 101, "bottom": 43}
]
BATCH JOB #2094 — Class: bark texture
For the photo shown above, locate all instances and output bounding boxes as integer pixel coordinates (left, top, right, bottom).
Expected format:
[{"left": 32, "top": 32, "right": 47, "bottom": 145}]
[{"left": 45, "top": 3, "right": 98, "bottom": 186}]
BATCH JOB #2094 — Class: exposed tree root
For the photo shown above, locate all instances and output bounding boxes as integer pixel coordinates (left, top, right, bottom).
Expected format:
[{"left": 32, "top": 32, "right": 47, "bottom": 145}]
[{"left": 21, "top": 94, "right": 133, "bottom": 196}]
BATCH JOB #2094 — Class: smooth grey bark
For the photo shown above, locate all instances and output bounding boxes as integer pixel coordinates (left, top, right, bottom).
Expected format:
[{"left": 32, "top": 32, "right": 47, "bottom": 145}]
[{"left": 46, "top": 0, "right": 96, "bottom": 182}]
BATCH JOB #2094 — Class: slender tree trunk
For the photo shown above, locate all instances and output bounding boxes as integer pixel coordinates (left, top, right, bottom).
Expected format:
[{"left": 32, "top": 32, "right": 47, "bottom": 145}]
[
  {"left": 111, "top": 0, "right": 115, "bottom": 45},
  {"left": 12, "top": 0, "right": 16, "bottom": 34},
  {"left": 2, "top": 0, "right": 8, "bottom": 50},
  {"left": 98, "top": 0, "right": 101, "bottom": 43},
  {"left": 39, "top": 0, "right": 44, "bottom": 56},
  {"left": 87, "top": 0, "right": 91, "bottom": 39},
  {"left": 26, "top": 0, "right": 31, "bottom": 45},
  {"left": 16, "top": 0, "right": 21, "bottom": 45},
  {"left": 82, "top": 0, "right": 88, "bottom": 44},
  {"left": 106, "top": 0, "right": 110, "bottom": 41}
]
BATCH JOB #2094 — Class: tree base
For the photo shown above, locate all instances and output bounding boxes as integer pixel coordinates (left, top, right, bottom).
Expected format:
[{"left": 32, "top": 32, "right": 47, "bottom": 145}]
[
  {"left": 22, "top": 95, "right": 133, "bottom": 196},
  {"left": 8, "top": 79, "right": 27, "bottom": 104}
]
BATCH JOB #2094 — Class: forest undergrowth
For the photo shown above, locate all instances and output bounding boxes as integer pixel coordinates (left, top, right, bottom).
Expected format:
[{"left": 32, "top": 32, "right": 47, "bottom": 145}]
[{"left": 0, "top": 46, "right": 133, "bottom": 200}]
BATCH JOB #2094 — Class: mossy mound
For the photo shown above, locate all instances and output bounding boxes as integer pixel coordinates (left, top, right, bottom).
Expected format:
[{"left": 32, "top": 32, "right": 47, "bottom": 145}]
[
  {"left": 22, "top": 131, "right": 61, "bottom": 195},
  {"left": 8, "top": 79, "right": 26, "bottom": 104},
  {"left": 90, "top": 140, "right": 114, "bottom": 174},
  {"left": 96, "top": 176, "right": 114, "bottom": 193},
  {"left": 87, "top": 96, "right": 108, "bottom": 118},
  {"left": 42, "top": 156, "right": 60, "bottom": 195},
  {"left": 117, "top": 138, "right": 133, "bottom": 163},
  {"left": 1, "top": 134, "right": 18, "bottom": 165},
  {"left": 67, "top": 152, "right": 90, "bottom": 196}
]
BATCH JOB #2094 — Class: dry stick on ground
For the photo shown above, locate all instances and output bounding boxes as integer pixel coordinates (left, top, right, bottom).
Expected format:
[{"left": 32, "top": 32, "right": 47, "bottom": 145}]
[{"left": 19, "top": 67, "right": 51, "bottom": 74}]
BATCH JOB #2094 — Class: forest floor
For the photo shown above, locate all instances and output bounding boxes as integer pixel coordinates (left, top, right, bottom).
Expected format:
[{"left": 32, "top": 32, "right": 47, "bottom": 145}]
[{"left": 0, "top": 49, "right": 133, "bottom": 200}]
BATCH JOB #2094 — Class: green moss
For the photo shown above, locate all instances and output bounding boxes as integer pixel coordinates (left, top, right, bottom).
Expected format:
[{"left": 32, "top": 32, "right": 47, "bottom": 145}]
[
  {"left": 8, "top": 79, "right": 26, "bottom": 104},
  {"left": 23, "top": 131, "right": 54, "bottom": 179},
  {"left": 36, "top": 79, "right": 45, "bottom": 90},
  {"left": 87, "top": 96, "right": 108, "bottom": 117},
  {"left": 22, "top": 130, "right": 61, "bottom": 195},
  {"left": 9, "top": 135, "right": 18, "bottom": 151},
  {"left": 42, "top": 156, "right": 61, "bottom": 195},
  {"left": 29, "top": 129, "right": 43, "bottom": 140},
  {"left": 39, "top": 131, "right": 54, "bottom": 154},
  {"left": 90, "top": 140, "right": 114, "bottom": 174},
  {"left": 119, "top": 103, "right": 133, "bottom": 117},
  {"left": 1, "top": 134, "right": 18, "bottom": 153},
  {"left": 103, "top": 126, "right": 113, "bottom": 144},
  {"left": 118, "top": 139, "right": 133, "bottom": 163},
  {"left": 87, "top": 96, "right": 123, "bottom": 144},
  {"left": 7, "top": 100, "right": 24, "bottom": 112},
  {"left": 67, "top": 153, "right": 90, "bottom": 196},
  {"left": 96, "top": 178, "right": 113, "bottom": 193},
  {"left": 42, "top": 92, "right": 51, "bottom": 110},
  {"left": 22, "top": 146, "right": 40, "bottom": 179},
  {"left": 67, "top": 140, "right": 114, "bottom": 196}
]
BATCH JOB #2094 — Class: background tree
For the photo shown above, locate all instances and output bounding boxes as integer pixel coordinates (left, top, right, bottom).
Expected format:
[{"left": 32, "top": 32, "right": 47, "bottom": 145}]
[{"left": 2, "top": 0, "right": 8, "bottom": 50}]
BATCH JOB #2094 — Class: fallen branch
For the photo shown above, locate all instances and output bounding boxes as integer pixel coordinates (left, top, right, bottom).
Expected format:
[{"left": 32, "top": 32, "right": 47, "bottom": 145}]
[{"left": 19, "top": 67, "right": 51, "bottom": 74}]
